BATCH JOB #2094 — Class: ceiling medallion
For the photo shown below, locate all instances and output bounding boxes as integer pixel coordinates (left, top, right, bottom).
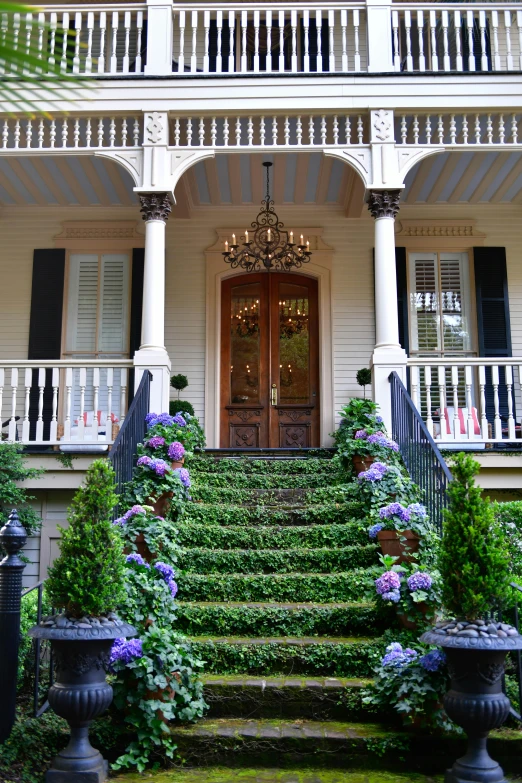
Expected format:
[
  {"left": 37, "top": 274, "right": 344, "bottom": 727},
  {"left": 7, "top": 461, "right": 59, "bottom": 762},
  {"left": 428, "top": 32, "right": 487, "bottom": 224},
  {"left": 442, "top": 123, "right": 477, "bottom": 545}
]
[{"left": 223, "top": 162, "right": 312, "bottom": 272}]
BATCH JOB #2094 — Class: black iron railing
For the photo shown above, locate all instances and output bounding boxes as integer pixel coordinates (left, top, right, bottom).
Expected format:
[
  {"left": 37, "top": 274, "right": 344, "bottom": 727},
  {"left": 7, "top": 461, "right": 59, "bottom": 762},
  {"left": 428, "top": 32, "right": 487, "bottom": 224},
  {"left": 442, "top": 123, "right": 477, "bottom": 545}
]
[
  {"left": 389, "top": 371, "right": 452, "bottom": 535},
  {"left": 20, "top": 580, "right": 54, "bottom": 718},
  {"left": 109, "top": 370, "right": 151, "bottom": 516},
  {"left": 507, "top": 582, "right": 522, "bottom": 722}
]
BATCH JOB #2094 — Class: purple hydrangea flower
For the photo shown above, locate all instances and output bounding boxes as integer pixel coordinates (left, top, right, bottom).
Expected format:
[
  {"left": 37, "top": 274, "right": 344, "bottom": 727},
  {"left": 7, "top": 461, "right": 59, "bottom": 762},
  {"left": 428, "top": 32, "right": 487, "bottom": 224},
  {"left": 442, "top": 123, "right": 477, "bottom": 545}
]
[
  {"left": 420, "top": 649, "right": 446, "bottom": 672},
  {"left": 126, "top": 553, "right": 150, "bottom": 568},
  {"left": 151, "top": 458, "right": 171, "bottom": 477},
  {"left": 367, "top": 433, "right": 399, "bottom": 451},
  {"left": 146, "top": 436, "right": 166, "bottom": 449},
  {"left": 407, "top": 572, "right": 433, "bottom": 592},
  {"left": 110, "top": 637, "right": 143, "bottom": 667},
  {"left": 154, "top": 561, "right": 175, "bottom": 581},
  {"left": 146, "top": 413, "right": 176, "bottom": 428},
  {"left": 113, "top": 504, "right": 146, "bottom": 526},
  {"left": 381, "top": 643, "right": 418, "bottom": 668},
  {"left": 174, "top": 467, "right": 191, "bottom": 488},
  {"left": 137, "top": 455, "right": 153, "bottom": 468},
  {"left": 167, "top": 579, "right": 178, "bottom": 598},
  {"left": 172, "top": 413, "right": 186, "bottom": 427},
  {"left": 145, "top": 412, "right": 159, "bottom": 425},
  {"left": 375, "top": 570, "right": 401, "bottom": 595},
  {"left": 408, "top": 503, "right": 427, "bottom": 519},
  {"left": 375, "top": 415, "right": 383, "bottom": 424},
  {"left": 379, "top": 503, "right": 411, "bottom": 523},
  {"left": 358, "top": 462, "right": 388, "bottom": 481},
  {"left": 355, "top": 429, "right": 368, "bottom": 440},
  {"left": 382, "top": 590, "right": 401, "bottom": 602},
  {"left": 368, "top": 522, "right": 383, "bottom": 540},
  {"left": 168, "top": 441, "right": 186, "bottom": 462}
]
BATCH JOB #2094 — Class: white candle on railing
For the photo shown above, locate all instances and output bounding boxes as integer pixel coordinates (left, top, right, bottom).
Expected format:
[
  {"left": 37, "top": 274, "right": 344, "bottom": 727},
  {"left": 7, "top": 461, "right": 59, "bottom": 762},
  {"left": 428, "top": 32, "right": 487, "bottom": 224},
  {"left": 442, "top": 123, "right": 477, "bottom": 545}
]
[
  {"left": 232, "top": 233, "right": 236, "bottom": 244},
  {"left": 290, "top": 231, "right": 294, "bottom": 243},
  {"left": 245, "top": 230, "right": 249, "bottom": 242},
  {"left": 268, "top": 228, "right": 271, "bottom": 240},
  {"left": 225, "top": 240, "right": 229, "bottom": 251},
  {"left": 300, "top": 234, "right": 304, "bottom": 245}
]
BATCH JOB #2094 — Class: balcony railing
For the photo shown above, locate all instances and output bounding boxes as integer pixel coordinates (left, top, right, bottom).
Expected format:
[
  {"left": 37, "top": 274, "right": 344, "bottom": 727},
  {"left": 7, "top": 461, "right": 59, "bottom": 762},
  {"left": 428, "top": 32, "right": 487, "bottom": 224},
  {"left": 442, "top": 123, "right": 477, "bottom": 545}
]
[
  {"left": 0, "top": 1, "right": 521, "bottom": 80},
  {"left": 407, "top": 357, "right": 522, "bottom": 447},
  {"left": 0, "top": 360, "right": 134, "bottom": 447}
]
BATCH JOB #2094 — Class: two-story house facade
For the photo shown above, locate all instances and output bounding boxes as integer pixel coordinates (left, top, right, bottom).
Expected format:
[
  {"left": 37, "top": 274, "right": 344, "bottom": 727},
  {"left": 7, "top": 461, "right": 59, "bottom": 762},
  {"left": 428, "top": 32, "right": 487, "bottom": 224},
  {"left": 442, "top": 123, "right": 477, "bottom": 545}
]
[{"left": 2, "top": 0, "right": 522, "bottom": 582}]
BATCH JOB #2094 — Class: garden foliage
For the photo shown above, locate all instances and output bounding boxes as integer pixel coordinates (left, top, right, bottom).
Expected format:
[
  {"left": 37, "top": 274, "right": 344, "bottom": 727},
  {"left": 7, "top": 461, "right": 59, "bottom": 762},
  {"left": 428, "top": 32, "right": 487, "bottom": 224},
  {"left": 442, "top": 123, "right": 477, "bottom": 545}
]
[
  {"left": 439, "top": 453, "right": 510, "bottom": 619},
  {"left": 0, "top": 442, "right": 42, "bottom": 537}
]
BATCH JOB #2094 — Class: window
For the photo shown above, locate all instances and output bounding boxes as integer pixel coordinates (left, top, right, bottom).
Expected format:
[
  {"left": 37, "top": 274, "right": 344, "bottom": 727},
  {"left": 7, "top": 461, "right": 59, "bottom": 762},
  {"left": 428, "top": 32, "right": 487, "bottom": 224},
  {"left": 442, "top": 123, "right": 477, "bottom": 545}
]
[
  {"left": 64, "top": 252, "right": 130, "bottom": 421},
  {"left": 409, "top": 252, "right": 471, "bottom": 356}
]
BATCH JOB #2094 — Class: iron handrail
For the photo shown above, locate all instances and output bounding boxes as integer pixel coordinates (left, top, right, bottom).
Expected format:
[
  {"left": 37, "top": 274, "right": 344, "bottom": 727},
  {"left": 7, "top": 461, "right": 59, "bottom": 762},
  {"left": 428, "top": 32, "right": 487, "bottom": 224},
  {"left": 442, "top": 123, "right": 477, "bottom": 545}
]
[
  {"left": 21, "top": 580, "right": 53, "bottom": 717},
  {"left": 389, "top": 370, "right": 452, "bottom": 535}
]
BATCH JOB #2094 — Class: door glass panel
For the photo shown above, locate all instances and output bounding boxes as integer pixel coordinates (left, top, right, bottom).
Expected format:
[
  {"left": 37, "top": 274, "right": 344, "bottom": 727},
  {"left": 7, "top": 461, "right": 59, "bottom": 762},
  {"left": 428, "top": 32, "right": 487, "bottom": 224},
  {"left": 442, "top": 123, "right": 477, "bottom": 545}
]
[
  {"left": 278, "top": 283, "right": 310, "bottom": 404},
  {"left": 230, "top": 283, "right": 261, "bottom": 404}
]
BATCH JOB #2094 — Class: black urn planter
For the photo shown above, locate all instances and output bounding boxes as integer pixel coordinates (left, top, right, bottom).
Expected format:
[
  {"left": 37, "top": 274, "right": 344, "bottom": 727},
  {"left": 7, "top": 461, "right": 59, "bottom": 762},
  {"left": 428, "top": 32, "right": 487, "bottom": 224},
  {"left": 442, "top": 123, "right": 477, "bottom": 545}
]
[
  {"left": 421, "top": 624, "right": 522, "bottom": 783},
  {"left": 29, "top": 616, "right": 136, "bottom": 783}
]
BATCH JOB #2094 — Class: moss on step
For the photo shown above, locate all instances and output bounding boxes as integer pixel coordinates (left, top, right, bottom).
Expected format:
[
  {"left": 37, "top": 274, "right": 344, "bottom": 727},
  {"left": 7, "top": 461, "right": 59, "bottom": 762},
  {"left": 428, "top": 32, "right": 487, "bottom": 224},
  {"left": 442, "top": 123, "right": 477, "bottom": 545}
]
[
  {"left": 193, "top": 473, "right": 344, "bottom": 489},
  {"left": 190, "top": 484, "right": 358, "bottom": 505},
  {"left": 113, "top": 768, "right": 445, "bottom": 782},
  {"left": 187, "top": 635, "right": 382, "bottom": 676},
  {"left": 189, "top": 456, "right": 336, "bottom": 475},
  {"left": 177, "top": 570, "right": 374, "bottom": 603},
  {"left": 178, "top": 545, "right": 377, "bottom": 575},
  {"left": 176, "top": 601, "right": 387, "bottom": 637}
]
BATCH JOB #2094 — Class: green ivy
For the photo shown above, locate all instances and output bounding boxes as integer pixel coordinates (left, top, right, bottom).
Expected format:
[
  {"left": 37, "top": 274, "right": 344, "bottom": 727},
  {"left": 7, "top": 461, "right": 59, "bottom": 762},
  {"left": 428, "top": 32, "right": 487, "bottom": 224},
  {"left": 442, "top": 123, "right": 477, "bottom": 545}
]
[
  {"left": 0, "top": 442, "right": 43, "bottom": 537},
  {"left": 192, "top": 472, "right": 343, "bottom": 490},
  {"left": 176, "top": 602, "right": 388, "bottom": 637},
  {"left": 189, "top": 456, "right": 335, "bottom": 475},
  {"left": 177, "top": 521, "right": 368, "bottom": 550},
  {"left": 180, "top": 501, "right": 365, "bottom": 528},
  {"left": 177, "top": 569, "right": 373, "bottom": 603},
  {"left": 178, "top": 544, "right": 378, "bottom": 575},
  {"left": 187, "top": 636, "right": 383, "bottom": 677}
]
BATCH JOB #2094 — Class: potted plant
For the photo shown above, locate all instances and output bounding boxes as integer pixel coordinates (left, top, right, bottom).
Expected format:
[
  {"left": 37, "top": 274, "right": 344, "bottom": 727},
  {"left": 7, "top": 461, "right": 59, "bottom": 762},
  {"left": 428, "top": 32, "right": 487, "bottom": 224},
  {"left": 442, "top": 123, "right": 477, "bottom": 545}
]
[
  {"left": 372, "top": 553, "right": 441, "bottom": 630},
  {"left": 370, "top": 502, "right": 429, "bottom": 563},
  {"left": 115, "top": 504, "right": 180, "bottom": 565},
  {"left": 128, "top": 454, "right": 189, "bottom": 517},
  {"left": 420, "top": 453, "right": 522, "bottom": 783},
  {"left": 145, "top": 411, "right": 206, "bottom": 455},
  {"left": 344, "top": 429, "right": 401, "bottom": 475},
  {"left": 356, "top": 367, "right": 372, "bottom": 399},
  {"left": 28, "top": 460, "right": 136, "bottom": 783}
]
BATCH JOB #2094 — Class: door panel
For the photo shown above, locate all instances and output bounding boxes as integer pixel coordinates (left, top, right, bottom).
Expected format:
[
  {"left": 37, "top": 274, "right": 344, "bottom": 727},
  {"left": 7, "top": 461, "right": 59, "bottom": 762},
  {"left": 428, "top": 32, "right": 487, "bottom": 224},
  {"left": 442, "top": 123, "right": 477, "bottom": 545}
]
[{"left": 220, "top": 273, "right": 319, "bottom": 448}]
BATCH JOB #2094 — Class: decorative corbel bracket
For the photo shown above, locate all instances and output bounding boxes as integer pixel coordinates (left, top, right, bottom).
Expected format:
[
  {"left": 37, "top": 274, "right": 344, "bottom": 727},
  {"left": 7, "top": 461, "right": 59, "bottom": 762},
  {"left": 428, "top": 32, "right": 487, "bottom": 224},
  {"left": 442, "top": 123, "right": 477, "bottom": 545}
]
[{"left": 323, "top": 147, "right": 372, "bottom": 190}]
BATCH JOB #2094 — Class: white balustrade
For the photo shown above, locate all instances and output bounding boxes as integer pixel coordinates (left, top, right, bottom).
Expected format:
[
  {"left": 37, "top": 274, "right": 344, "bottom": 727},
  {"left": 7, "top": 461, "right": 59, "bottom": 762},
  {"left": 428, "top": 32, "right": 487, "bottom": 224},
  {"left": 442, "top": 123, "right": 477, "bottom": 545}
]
[
  {"left": 172, "top": 4, "right": 366, "bottom": 74},
  {"left": 398, "top": 112, "right": 522, "bottom": 147},
  {"left": 0, "top": 115, "right": 141, "bottom": 152},
  {"left": 170, "top": 113, "right": 366, "bottom": 147},
  {"left": 392, "top": 4, "right": 522, "bottom": 73},
  {"left": 0, "top": 360, "right": 132, "bottom": 446},
  {"left": 0, "top": 5, "right": 145, "bottom": 76},
  {"left": 407, "top": 357, "right": 522, "bottom": 445}
]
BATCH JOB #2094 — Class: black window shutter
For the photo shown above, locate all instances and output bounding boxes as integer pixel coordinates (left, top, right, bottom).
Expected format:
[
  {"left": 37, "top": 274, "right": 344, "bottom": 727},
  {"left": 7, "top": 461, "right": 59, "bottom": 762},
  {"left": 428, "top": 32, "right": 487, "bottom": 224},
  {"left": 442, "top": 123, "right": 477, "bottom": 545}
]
[
  {"left": 300, "top": 18, "right": 329, "bottom": 72},
  {"left": 128, "top": 248, "right": 145, "bottom": 404},
  {"left": 209, "top": 18, "right": 232, "bottom": 73},
  {"left": 27, "top": 250, "right": 66, "bottom": 440},
  {"left": 395, "top": 247, "right": 409, "bottom": 354},
  {"left": 474, "top": 247, "right": 512, "bottom": 424}
]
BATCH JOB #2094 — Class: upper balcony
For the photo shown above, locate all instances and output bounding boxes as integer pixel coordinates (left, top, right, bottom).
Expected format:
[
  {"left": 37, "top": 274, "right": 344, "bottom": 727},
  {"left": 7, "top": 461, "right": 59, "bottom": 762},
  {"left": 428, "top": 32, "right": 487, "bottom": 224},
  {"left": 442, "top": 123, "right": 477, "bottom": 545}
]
[{"left": 4, "top": 1, "right": 522, "bottom": 83}]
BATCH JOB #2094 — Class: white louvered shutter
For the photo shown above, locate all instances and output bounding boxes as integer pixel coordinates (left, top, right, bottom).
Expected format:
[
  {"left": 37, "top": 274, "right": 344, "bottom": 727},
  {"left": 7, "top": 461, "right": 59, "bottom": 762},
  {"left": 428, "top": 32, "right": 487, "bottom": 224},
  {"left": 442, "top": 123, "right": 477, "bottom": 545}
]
[{"left": 410, "top": 254, "right": 439, "bottom": 353}]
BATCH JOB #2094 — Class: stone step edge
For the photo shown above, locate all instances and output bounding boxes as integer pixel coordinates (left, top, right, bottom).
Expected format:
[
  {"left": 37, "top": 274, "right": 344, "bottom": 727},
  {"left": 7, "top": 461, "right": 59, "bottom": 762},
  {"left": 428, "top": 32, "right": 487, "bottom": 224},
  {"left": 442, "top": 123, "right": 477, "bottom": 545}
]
[
  {"left": 181, "top": 570, "right": 372, "bottom": 579},
  {"left": 179, "top": 545, "right": 373, "bottom": 556},
  {"left": 170, "top": 718, "right": 393, "bottom": 741},
  {"left": 188, "top": 635, "right": 375, "bottom": 646},
  {"left": 202, "top": 675, "right": 371, "bottom": 689}
]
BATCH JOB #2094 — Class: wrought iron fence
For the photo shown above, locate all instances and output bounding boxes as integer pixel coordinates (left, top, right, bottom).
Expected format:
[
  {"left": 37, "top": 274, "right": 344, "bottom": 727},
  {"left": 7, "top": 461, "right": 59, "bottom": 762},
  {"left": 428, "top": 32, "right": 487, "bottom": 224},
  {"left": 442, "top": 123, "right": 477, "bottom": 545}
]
[
  {"left": 109, "top": 370, "right": 151, "bottom": 517},
  {"left": 389, "top": 371, "right": 452, "bottom": 535},
  {"left": 20, "top": 580, "right": 54, "bottom": 718}
]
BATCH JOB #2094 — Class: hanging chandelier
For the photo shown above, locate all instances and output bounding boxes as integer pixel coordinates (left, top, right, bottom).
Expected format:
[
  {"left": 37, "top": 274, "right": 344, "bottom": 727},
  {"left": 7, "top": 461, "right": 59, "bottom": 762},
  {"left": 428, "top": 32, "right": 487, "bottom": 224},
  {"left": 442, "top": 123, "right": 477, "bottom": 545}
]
[{"left": 223, "top": 162, "right": 312, "bottom": 272}]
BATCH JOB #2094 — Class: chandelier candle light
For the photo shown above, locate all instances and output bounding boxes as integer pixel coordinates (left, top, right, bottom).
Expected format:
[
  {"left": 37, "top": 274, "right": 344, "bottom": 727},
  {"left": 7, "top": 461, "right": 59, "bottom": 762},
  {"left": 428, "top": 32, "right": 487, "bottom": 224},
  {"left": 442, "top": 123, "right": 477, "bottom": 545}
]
[{"left": 223, "top": 162, "right": 312, "bottom": 272}]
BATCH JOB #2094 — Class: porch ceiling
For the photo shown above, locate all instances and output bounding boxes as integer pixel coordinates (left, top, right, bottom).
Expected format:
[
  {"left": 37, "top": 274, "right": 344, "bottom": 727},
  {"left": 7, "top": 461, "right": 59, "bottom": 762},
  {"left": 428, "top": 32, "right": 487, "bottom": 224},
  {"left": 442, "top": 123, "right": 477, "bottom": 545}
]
[{"left": 0, "top": 150, "right": 521, "bottom": 212}]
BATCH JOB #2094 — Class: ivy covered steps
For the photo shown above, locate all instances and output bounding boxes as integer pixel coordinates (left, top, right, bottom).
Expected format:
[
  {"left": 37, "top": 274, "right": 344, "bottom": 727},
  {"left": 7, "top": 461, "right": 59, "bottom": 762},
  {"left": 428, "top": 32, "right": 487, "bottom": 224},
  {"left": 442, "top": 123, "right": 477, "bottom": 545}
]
[{"left": 174, "top": 450, "right": 390, "bottom": 766}]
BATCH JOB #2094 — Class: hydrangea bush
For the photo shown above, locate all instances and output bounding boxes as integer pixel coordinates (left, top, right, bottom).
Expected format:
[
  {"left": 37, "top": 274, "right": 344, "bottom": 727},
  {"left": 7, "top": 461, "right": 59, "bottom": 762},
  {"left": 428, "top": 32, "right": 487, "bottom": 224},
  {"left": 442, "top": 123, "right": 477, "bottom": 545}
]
[
  {"left": 371, "top": 553, "right": 442, "bottom": 626},
  {"left": 363, "top": 641, "right": 453, "bottom": 731},
  {"left": 145, "top": 410, "right": 205, "bottom": 454}
]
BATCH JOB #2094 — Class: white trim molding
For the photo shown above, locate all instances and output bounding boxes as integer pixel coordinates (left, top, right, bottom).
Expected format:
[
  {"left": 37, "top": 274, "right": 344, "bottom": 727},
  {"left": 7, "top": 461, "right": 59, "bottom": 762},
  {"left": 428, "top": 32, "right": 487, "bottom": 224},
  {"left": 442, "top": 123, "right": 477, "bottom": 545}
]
[
  {"left": 396, "top": 219, "right": 486, "bottom": 250},
  {"left": 54, "top": 221, "right": 144, "bottom": 250},
  {"left": 204, "top": 228, "right": 335, "bottom": 448}
]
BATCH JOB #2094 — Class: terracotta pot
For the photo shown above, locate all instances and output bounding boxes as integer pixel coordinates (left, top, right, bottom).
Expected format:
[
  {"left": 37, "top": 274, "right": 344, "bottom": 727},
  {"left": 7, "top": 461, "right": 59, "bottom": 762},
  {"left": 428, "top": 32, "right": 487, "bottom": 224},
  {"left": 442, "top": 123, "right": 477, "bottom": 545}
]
[
  {"left": 352, "top": 454, "right": 375, "bottom": 475},
  {"left": 134, "top": 532, "right": 157, "bottom": 563},
  {"left": 148, "top": 491, "right": 174, "bottom": 518},
  {"left": 377, "top": 529, "right": 420, "bottom": 564},
  {"left": 170, "top": 457, "right": 185, "bottom": 471}
]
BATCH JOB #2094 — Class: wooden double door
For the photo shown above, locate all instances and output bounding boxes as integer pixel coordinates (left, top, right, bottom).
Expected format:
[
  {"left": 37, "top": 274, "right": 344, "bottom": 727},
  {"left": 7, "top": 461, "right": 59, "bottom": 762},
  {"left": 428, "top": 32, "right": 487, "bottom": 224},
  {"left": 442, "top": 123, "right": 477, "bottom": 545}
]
[{"left": 220, "top": 273, "right": 320, "bottom": 448}]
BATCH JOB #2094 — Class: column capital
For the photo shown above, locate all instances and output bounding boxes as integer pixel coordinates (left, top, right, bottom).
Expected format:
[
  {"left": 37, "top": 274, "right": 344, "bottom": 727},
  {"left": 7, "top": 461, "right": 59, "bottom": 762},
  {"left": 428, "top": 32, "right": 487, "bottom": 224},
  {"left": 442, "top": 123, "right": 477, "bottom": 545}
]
[
  {"left": 367, "top": 189, "right": 401, "bottom": 220},
  {"left": 139, "top": 192, "right": 172, "bottom": 223}
]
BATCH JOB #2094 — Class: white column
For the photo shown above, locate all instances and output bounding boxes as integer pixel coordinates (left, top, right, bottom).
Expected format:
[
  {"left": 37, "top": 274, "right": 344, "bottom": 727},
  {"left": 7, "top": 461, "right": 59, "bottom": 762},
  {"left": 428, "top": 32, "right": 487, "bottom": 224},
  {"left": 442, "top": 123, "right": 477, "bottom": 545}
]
[
  {"left": 368, "top": 190, "right": 407, "bottom": 432},
  {"left": 133, "top": 192, "right": 172, "bottom": 413}
]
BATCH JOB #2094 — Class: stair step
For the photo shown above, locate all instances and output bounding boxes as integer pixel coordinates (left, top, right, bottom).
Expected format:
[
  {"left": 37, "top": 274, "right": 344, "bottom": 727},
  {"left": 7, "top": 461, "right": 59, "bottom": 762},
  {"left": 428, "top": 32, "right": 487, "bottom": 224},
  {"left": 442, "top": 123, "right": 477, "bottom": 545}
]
[
  {"left": 191, "top": 473, "right": 342, "bottom": 489},
  {"left": 187, "top": 635, "right": 381, "bottom": 676},
  {"left": 190, "top": 456, "right": 336, "bottom": 475},
  {"left": 178, "top": 545, "right": 377, "bottom": 574},
  {"left": 176, "top": 601, "right": 383, "bottom": 637},
  {"left": 202, "top": 675, "right": 371, "bottom": 720},
  {"left": 177, "top": 523, "right": 368, "bottom": 550},
  {"left": 190, "top": 485, "right": 358, "bottom": 505},
  {"left": 177, "top": 570, "right": 373, "bottom": 603},
  {"left": 203, "top": 448, "right": 335, "bottom": 459},
  {"left": 180, "top": 502, "right": 365, "bottom": 527}
]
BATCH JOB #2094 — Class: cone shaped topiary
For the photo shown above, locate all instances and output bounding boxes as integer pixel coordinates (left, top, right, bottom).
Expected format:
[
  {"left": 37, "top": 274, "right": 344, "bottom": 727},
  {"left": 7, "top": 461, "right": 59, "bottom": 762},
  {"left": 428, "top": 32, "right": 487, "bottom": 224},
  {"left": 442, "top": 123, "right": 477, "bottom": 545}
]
[
  {"left": 46, "top": 459, "right": 126, "bottom": 618},
  {"left": 439, "top": 452, "right": 510, "bottom": 620}
]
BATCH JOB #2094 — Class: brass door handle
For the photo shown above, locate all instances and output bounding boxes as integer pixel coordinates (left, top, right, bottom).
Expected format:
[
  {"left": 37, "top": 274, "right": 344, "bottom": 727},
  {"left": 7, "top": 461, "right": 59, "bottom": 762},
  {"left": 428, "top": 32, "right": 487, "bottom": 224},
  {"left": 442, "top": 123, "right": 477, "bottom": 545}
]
[{"left": 271, "top": 384, "right": 277, "bottom": 406}]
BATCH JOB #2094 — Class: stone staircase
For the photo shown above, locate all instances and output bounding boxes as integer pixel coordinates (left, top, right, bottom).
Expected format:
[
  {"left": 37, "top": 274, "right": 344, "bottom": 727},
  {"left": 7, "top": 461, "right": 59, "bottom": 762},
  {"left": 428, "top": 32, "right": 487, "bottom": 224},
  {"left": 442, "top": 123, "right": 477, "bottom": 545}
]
[{"left": 172, "top": 449, "right": 396, "bottom": 769}]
